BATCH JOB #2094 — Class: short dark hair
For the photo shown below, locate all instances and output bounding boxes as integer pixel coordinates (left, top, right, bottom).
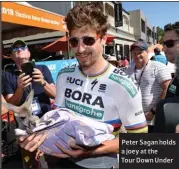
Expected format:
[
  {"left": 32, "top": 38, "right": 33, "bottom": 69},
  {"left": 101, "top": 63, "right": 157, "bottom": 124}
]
[
  {"left": 164, "top": 22, "right": 179, "bottom": 37},
  {"left": 154, "top": 47, "right": 161, "bottom": 55},
  {"left": 64, "top": 3, "right": 109, "bottom": 36}
]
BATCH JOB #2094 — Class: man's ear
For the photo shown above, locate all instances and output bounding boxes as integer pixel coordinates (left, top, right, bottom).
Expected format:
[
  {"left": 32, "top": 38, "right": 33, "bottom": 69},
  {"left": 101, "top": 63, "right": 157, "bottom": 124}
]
[{"left": 101, "top": 34, "right": 107, "bottom": 46}]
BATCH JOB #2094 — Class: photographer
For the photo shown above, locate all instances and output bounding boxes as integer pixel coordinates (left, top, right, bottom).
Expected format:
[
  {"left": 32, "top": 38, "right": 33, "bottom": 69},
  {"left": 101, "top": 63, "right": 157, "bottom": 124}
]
[{"left": 2, "top": 40, "right": 56, "bottom": 117}]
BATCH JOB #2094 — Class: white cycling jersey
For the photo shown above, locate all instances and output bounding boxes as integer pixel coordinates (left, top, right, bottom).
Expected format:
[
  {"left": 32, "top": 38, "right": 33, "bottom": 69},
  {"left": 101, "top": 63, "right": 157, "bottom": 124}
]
[{"left": 54, "top": 63, "right": 147, "bottom": 168}]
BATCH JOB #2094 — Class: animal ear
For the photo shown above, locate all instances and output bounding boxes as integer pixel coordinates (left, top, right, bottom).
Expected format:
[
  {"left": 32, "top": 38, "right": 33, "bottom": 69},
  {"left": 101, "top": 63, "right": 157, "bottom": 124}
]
[
  {"left": 2, "top": 102, "right": 26, "bottom": 117},
  {"left": 25, "top": 90, "right": 34, "bottom": 107}
]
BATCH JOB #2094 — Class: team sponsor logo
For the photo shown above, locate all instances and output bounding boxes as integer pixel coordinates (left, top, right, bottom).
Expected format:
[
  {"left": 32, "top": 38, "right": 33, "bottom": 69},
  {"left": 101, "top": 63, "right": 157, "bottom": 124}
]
[
  {"left": 99, "top": 84, "right": 107, "bottom": 92},
  {"left": 65, "top": 88, "right": 104, "bottom": 108},
  {"left": 66, "top": 77, "right": 83, "bottom": 86},
  {"left": 57, "top": 65, "right": 76, "bottom": 77},
  {"left": 109, "top": 74, "right": 137, "bottom": 98},
  {"left": 113, "top": 68, "right": 138, "bottom": 86},
  {"left": 135, "top": 110, "right": 144, "bottom": 116},
  {"left": 65, "top": 99, "right": 104, "bottom": 120},
  {"left": 91, "top": 79, "right": 98, "bottom": 90},
  {"left": 169, "top": 84, "right": 176, "bottom": 94}
]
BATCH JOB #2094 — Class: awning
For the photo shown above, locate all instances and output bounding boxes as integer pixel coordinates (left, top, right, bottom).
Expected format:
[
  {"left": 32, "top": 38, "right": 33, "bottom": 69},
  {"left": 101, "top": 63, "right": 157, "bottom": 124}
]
[
  {"left": 106, "top": 35, "right": 116, "bottom": 44},
  {"left": 42, "top": 35, "right": 116, "bottom": 53},
  {"left": 2, "top": 2, "right": 67, "bottom": 32},
  {"left": 41, "top": 36, "right": 67, "bottom": 52}
]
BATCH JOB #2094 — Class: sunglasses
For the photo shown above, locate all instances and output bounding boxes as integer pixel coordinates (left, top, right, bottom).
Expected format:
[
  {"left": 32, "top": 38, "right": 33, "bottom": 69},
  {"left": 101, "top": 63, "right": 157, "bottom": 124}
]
[
  {"left": 69, "top": 35, "right": 100, "bottom": 48},
  {"left": 12, "top": 46, "right": 27, "bottom": 52},
  {"left": 162, "top": 39, "right": 179, "bottom": 48}
]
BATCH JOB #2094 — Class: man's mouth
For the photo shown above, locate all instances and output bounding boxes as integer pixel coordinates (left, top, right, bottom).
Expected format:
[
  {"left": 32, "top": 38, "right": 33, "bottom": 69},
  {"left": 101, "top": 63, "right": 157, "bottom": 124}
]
[{"left": 77, "top": 53, "right": 90, "bottom": 58}]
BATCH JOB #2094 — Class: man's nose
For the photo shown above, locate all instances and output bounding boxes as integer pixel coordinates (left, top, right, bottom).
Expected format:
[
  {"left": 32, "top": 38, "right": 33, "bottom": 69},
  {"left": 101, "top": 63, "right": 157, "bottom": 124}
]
[
  {"left": 17, "top": 47, "right": 23, "bottom": 52},
  {"left": 77, "top": 41, "right": 86, "bottom": 53}
]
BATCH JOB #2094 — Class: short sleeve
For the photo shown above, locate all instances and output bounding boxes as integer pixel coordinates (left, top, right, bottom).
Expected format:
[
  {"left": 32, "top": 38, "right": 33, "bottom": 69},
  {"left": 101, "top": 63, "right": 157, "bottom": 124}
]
[
  {"left": 155, "top": 64, "right": 171, "bottom": 83},
  {"left": 118, "top": 88, "right": 148, "bottom": 133},
  {"left": 2, "top": 72, "right": 15, "bottom": 96},
  {"left": 42, "top": 65, "right": 54, "bottom": 84}
]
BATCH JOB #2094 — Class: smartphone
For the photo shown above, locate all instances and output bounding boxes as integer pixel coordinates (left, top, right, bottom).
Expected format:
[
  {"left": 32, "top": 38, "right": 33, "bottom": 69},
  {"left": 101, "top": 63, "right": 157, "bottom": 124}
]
[{"left": 21, "top": 60, "right": 35, "bottom": 77}]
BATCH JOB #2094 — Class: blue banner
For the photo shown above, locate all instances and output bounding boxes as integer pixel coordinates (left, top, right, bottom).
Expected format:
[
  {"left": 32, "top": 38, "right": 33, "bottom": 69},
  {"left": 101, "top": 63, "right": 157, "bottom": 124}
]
[{"left": 36, "top": 59, "right": 77, "bottom": 84}]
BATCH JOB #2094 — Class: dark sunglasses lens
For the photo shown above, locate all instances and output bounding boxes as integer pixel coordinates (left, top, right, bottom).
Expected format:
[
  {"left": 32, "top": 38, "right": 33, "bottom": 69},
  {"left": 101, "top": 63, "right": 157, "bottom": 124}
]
[
  {"left": 13, "top": 46, "right": 26, "bottom": 52},
  {"left": 69, "top": 38, "right": 79, "bottom": 48},
  {"left": 164, "top": 40, "right": 175, "bottom": 48},
  {"left": 21, "top": 46, "right": 26, "bottom": 50},
  {"left": 13, "top": 47, "right": 18, "bottom": 52},
  {"left": 83, "top": 37, "right": 96, "bottom": 46}
]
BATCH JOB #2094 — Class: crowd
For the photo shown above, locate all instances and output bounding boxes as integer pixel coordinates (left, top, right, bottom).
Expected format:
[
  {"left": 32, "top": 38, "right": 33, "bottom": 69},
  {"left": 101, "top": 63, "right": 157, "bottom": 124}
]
[{"left": 1, "top": 2, "right": 179, "bottom": 169}]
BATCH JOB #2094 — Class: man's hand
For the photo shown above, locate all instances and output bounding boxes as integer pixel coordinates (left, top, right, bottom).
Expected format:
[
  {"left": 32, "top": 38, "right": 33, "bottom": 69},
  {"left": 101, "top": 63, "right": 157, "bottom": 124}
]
[
  {"left": 51, "top": 142, "right": 94, "bottom": 159},
  {"left": 17, "top": 131, "right": 47, "bottom": 152},
  {"left": 145, "top": 112, "right": 154, "bottom": 121},
  {"left": 51, "top": 138, "right": 119, "bottom": 159},
  {"left": 17, "top": 73, "right": 32, "bottom": 89},
  {"left": 32, "top": 68, "right": 45, "bottom": 86}
]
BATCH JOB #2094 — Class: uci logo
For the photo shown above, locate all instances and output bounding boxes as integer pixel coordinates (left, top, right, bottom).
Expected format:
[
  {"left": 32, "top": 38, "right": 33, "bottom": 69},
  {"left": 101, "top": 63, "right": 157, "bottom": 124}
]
[{"left": 66, "top": 77, "right": 83, "bottom": 86}]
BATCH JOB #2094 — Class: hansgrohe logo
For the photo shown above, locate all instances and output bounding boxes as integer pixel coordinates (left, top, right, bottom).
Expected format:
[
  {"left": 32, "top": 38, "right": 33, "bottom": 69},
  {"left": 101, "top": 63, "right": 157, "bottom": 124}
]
[
  {"left": 65, "top": 99, "right": 104, "bottom": 120},
  {"left": 109, "top": 74, "right": 137, "bottom": 98}
]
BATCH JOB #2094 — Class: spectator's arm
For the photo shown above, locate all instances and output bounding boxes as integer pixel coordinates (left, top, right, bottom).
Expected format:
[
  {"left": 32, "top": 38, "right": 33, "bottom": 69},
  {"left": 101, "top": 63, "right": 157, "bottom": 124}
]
[
  {"left": 41, "top": 81, "right": 56, "bottom": 99},
  {"left": 32, "top": 66, "right": 56, "bottom": 99},
  {"left": 5, "top": 87, "right": 24, "bottom": 106},
  {"left": 159, "top": 80, "right": 171, "bottom": 99},
  {"left": 2, "top": 72, "right": 30, "bottom": 106}
]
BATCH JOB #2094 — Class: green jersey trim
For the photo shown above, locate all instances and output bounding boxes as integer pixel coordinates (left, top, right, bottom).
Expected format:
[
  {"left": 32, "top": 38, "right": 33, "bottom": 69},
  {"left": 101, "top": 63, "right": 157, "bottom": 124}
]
[
  {"left": 109, "top": 73, "right": 137, "bottom": 98},
  {"left": 57, "top": 65, "right": 76, "bottom": 78}
]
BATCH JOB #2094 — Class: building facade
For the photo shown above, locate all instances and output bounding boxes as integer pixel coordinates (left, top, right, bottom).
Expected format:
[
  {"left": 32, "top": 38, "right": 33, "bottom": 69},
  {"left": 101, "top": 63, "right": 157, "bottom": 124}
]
[
  {"left": 129, "top": 9, "right": 157, "bottom": 44},
  {"left": 3, "top": 2, "right": 158, "bottom": 63}
]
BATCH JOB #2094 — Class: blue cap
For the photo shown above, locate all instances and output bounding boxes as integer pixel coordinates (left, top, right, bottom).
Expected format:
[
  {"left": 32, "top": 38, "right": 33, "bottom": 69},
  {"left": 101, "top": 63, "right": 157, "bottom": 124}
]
[{"left": 131, "top": 40, "right": 148, "bottom": 51}]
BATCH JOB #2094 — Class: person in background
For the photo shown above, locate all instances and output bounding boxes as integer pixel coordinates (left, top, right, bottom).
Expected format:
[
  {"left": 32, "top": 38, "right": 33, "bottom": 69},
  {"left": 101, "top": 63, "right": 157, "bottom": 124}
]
[
  {"left": 153, "top": 47, "right": 168, "bottom": 65},
  {"left": 107, "top": 55, "right": 118, "bottom": 67},
  {"left": 2, "top": 40, "right": 56, "bottom": 117},
  {"left": 154, "top": 22, "right": 179, "bottom": 133},
  {"left": 120, "top": 56, "right": 129, "bottom": 67},
  {"left": 2, "top": 39, "right": 56, "bottom": 169},
  {"left": 163, "top": 22, "right": 179, "bottom": 98},
  {"left": 125, "top": 39, "right": 171, "bottom": 133}
]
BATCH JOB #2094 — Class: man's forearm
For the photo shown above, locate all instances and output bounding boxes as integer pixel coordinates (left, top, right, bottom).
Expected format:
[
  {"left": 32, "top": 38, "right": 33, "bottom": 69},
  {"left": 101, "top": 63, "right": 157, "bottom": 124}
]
[
  {"left": 6, "top": 87, "right": 24, "bottom": 106},
  {"left": 43, "top": 82, "right": 56, "bottom": 99},
  {"left": 91, "top": 138, "right": 119, "bottom": 156},
  {"left": 159, "top": 90, "right": 167, "bottom": 99}
]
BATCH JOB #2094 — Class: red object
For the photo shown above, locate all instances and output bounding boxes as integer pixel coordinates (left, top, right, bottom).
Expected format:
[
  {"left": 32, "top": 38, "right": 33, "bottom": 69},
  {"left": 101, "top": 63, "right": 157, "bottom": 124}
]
[
  {"left": 42, "top": 35, "right": 115, "bottom": 53},
  {"left": 1, "top": 111, "right": 15, "bottom": 123},
  {"left": 42, "top": 36, "right": 67, "bottom": 52},
  {"left": 106, "top": 35, "right": 115, "bottom": 44}
]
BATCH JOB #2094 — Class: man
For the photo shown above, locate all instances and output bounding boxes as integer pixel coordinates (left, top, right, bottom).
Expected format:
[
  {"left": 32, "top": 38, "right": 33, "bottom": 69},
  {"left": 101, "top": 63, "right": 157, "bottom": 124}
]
[
  {"left": 154, "top": 22, "right": 179, "bottom": 133},
  {"left": 125, "top": 39, "right": 171, "bottom": 133},
  {"left": 153, "top": 47, "right": 168, "bottom": 65},
  {"left": 18, "top": 3, "right": 148, "bottom": 169},
  {"left": 163, "top": 22, "right": 179, "bottom": 97},
  {"left": 2, "top": 40, "right": 56, "bottom": 117}
]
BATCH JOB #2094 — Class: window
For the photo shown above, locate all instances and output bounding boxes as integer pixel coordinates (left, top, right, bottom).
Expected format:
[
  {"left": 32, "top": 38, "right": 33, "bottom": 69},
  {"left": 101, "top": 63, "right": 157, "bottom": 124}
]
[
  {"left": 123, "top": 15, "right": 129, "bottom": 25},
  {"left": 124, "top": 45, "right": 129, "bottom": 60},
  {"left": 105, "top": 3, "right": 114, "bottom": 17},
  {"left": 147, "top": 27, "right": 152, "bottom": 37},
  {"left": 141, "top": 19, "right": 145, "bottom": 33},
  {"left": 105, "top": 45, "right": 114, "bottom": 55}
]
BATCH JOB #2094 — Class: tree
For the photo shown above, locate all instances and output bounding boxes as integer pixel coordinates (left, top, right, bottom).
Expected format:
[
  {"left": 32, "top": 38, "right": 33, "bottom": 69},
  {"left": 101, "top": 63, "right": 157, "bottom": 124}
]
[{"left": 157, "top": 26, "right": 164, "bottom": 44}]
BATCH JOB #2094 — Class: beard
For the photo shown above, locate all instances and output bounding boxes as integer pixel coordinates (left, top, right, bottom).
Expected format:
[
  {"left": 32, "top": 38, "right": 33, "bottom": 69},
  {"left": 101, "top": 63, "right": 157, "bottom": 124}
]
[{"left": 175, "top": 56, "right": 179, "bottom": 82}]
